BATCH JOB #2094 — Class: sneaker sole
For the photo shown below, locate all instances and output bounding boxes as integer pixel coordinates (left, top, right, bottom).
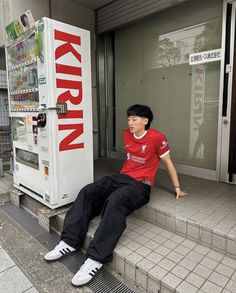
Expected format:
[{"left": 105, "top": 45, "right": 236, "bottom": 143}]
[
  {"left": 71, "top": 267, "right": 103, "bottom": 287},
  {"left": 71, "top": 277, "right": 93, "bottom": 288},
  {"left": 44, "top": 256, "right": 63, "bottom": 262}
]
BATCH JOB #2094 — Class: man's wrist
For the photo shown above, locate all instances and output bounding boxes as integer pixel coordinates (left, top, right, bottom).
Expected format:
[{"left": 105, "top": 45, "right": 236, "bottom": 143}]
[{"left": 173, "top": 185, "right": 180, "bottom": 189}]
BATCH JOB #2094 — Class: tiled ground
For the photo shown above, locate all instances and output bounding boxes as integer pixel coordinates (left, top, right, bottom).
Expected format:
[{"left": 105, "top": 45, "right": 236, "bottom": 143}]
[
  {"left": 83, "top": 214, "right": 236, "bottom": 293},
  {"left": 94, "top": 158, "right": 236, "bottom": 257},
  {"left": 94, "top": 159, "right": 236, "bottom": 239},
  {"left": 152, "top": 171, "right": 236, "bottom": 235},
  {"left": 134, "top": 169, "right": 236, "bottom": 258}
]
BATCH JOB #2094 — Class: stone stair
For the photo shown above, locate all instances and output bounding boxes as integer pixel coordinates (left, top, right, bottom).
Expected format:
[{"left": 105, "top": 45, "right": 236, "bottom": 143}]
[
  {"left": 134, "top": 191, "right": 236, "bottom": 260},
  {"left": 94, "top": 158, "right": 236, "bottom": 259},
  {"left": 46, "top": 158, "right": 236, "bottom": 293},
  {"left": 52, "top": 208, "right": 236, "bottom": 293}
]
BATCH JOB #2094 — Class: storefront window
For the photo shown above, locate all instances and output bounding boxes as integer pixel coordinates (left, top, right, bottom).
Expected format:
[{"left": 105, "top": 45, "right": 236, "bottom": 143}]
[{"left": 114, "top": 0, "right": 222, "bottom": 170}]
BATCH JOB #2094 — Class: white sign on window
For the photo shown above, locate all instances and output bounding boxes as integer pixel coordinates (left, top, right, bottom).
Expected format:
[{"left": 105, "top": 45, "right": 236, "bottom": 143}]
[{"left": 189, "top": 49, "right": 221, "bottom": 65}]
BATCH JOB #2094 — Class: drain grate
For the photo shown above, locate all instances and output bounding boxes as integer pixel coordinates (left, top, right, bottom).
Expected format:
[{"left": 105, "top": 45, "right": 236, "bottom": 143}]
[
  {"left": 96, "top": 269, "right": 122, "bottom": 291},
  {"left": 89, "top": 279, "right": 111, "bottom": 293},
  {"left": 1, "top": 203, "right": 137, "bottom": 293},
  {"left": 111, "top": 284, "right": 136, "bottom": 293},
  {"left": 60, "top": 253, "right": 136, "bottom": 293}
]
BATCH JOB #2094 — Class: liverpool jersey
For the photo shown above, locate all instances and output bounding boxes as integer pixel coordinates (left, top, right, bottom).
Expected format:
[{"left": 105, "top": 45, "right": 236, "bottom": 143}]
[{"left": 120, "top": 128, "right": 170, "bottom": 186}]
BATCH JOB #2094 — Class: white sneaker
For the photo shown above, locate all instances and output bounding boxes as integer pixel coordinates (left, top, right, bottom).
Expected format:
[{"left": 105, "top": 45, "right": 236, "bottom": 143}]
[
  {"left": 71, "top": 258, "right": 103, "bottom": 287},
  {"left": 44, "top": 240, "right": 76, "bottom": 261}
]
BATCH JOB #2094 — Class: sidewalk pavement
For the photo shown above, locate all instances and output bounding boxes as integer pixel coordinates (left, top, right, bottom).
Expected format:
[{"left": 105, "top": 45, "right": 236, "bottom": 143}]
[
  {"left": 0, "top": 245, "right": 39, "bottom": 293},
  {"left": 0, "top": 208, "right": 92, "bottom": 293}
]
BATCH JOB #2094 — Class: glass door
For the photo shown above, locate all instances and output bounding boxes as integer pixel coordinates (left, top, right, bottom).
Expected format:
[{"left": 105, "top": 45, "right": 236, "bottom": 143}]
[
  {"left": 220, "top": 1, "right": 236, "bottom": 184},
  {"left": 113, "top": 0, "right": 223, "bottom": 180}
]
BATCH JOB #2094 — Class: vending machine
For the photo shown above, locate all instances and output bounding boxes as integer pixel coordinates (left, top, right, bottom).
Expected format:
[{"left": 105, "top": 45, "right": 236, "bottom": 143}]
[{"left": 5, "top": 17, "right": 93, "bottom": 209}]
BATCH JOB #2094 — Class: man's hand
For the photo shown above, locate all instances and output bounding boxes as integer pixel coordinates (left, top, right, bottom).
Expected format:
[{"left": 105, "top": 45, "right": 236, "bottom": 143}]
[
  {"left": 161, "top": 154, "right": 188, "bottom": 200},
  {"left": 174, "top": 187, "right": 188, "bottom": 200}
]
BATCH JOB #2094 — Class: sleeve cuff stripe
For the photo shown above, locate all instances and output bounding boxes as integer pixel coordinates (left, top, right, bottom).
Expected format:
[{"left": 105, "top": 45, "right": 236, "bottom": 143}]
[{"left": 159, "top": 150, "right": 170, "bottom": 158}]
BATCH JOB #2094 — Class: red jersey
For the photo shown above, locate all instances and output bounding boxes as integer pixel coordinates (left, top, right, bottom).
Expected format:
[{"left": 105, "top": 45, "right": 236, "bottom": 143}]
[{"left": 120, "top": 128, "right": 170, "bottom": 186}]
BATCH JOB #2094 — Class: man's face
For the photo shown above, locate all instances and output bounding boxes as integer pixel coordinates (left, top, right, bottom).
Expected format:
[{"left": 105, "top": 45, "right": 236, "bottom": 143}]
[{"left": 127, "top": 116, "right": 148, "bottom": 136}]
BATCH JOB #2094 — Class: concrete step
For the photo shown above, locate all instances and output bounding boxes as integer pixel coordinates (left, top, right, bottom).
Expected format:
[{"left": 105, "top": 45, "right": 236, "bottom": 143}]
[
  {"left": 53, "top": 213, "right": 236, "bottom": 293},
  {"left": 93, "top": 158, "right": 236, "bottom": 259},
  {"left": 133, "top": 185, "right": 236, "bottom": 260}
]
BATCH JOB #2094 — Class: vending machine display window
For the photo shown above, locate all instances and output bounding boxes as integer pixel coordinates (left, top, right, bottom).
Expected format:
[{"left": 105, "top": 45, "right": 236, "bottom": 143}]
[
  {"left": 7, "top": 33, "right": 39, "bottom": 112},
  {"left": 15, "top": 148, "right": 39, "bottom": 169},
  {"left": 7, "top": 34, "right": 36, "bottom": 66},
  {"left": 9, "top": 63, "right": 38, "bottom": 92}
]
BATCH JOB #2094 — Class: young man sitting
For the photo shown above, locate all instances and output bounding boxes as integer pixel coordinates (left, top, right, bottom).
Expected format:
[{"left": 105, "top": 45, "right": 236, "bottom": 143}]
[{"left": 44, "top": 104, "right": 187, "bottom": 287}]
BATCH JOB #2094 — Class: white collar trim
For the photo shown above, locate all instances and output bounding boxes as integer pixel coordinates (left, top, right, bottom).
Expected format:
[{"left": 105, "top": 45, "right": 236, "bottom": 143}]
[{"left": 133, "top": 130, "right": 147, "bottom": 139}]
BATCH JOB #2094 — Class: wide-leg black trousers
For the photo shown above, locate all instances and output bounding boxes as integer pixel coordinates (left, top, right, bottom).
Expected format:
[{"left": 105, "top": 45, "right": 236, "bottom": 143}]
[{"left": 61, "top": 173, "right": 151, "bottom": 263}]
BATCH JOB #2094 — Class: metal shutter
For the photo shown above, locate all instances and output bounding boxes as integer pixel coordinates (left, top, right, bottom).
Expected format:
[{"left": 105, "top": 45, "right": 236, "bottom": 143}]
[{"left": 96, "top": 0, "right": 189, "bottom": 34}]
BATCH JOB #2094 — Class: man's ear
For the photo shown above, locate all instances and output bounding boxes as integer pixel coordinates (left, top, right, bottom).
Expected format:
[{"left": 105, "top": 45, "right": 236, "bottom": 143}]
[{"left": 144, "top": 118, "right": 148, "bottom": 125}]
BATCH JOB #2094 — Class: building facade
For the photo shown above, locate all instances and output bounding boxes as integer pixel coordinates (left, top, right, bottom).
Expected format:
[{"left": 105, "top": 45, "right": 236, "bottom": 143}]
[
  {"left": 96, "top": 0, "right": 236, "bottom": 185},
  {"left": 0, "top": 0, "right": 235, "bottom": 184}
]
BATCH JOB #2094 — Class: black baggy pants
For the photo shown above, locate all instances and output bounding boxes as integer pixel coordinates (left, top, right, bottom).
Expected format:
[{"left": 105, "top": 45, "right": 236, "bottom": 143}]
[{"left": 61, "top": 173, "right": 151, "bottom": 263}]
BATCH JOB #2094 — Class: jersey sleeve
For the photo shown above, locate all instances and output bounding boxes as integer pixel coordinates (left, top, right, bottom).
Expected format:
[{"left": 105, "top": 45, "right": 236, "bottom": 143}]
[{"left": 156, "top": 133, "right": 170, "bottom": 158}]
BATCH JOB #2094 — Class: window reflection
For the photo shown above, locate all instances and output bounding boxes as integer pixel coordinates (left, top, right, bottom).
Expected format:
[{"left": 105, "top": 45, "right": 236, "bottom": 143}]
[{"left": 115, "top": 0, "right": 222, "bottom": 170}]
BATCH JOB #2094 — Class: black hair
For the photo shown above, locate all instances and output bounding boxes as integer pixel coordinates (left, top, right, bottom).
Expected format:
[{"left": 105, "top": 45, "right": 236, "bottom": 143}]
[
  {"left": 20, "top": 14, "right": 28, "bottom": 27},
  {"left": 127, "top": 104, "right": 153, "bottom": 130}
]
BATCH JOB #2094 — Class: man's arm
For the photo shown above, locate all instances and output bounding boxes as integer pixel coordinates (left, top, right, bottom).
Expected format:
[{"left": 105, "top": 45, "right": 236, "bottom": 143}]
[{"left": 161, "top": 154, "right": 187, "bottom": 199}]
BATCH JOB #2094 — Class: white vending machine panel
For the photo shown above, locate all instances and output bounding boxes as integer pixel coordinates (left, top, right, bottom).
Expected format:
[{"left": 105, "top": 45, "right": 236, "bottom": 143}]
[{"left": 6, "top": 18, "right": 93, "bottom": 209}]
